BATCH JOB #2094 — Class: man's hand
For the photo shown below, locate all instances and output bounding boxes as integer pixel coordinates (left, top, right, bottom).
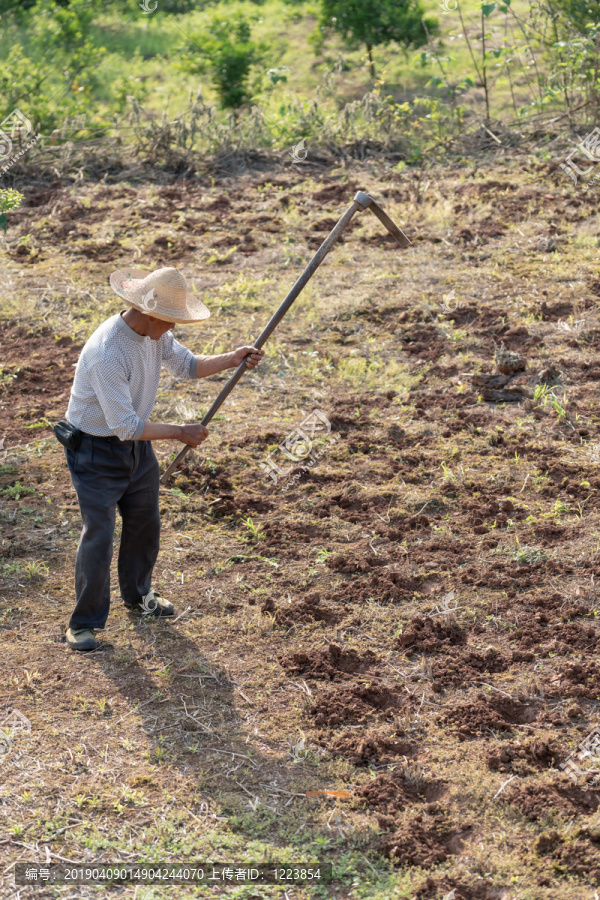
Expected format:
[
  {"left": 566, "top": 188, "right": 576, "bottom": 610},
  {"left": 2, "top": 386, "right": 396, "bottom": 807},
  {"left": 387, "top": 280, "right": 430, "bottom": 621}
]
[
  {"left": 179, "top": 424, "right": 209, "bottom": 447},
  {"left": 232, "top": 346, "right": 264, "bottom": 369},
  {"left": 195, "top": 347, "right": 265, "bottom": 378}
]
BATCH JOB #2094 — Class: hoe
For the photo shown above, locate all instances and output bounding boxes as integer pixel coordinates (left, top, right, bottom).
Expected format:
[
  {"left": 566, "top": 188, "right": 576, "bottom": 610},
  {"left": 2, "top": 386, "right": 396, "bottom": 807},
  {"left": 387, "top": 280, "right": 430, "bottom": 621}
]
[{"left": 160, "top": 190, "right": 411, "bottom": 484}]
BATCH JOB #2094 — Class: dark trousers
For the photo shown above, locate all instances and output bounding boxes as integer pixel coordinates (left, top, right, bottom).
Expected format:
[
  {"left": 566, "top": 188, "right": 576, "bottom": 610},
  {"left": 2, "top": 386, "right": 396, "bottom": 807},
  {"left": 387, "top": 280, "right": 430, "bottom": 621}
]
[{"left": 65, "top": 434, "right": 160, "bottom": 630}]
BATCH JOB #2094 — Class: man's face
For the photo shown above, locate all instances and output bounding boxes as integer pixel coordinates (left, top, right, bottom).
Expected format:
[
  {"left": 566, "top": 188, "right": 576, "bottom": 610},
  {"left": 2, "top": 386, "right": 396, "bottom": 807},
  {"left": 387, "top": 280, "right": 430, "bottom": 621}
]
[{"left": 147, "top": 316, "right": 176, "bottom": 340}]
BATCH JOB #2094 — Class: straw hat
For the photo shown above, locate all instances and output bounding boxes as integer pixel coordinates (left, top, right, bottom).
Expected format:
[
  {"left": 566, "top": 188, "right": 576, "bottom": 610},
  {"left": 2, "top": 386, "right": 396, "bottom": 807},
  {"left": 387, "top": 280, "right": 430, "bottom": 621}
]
[{"left": 109, "top": 266, "right": 210, "bottom": 324}]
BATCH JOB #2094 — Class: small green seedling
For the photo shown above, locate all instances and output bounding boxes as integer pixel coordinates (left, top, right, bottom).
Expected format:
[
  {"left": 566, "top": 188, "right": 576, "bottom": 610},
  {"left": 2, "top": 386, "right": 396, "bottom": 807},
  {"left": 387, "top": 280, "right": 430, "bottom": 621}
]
[{"left": 243, "top": 517, "right": 264, "bottom": 542}]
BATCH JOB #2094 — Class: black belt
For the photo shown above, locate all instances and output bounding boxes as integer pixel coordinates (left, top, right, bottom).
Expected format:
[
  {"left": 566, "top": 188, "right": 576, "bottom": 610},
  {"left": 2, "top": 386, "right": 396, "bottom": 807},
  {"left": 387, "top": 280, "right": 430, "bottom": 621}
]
[
  {"left": 54, "top": 421, "right": 133, "bottom": 450},
  {"left": 79, "top": 431, "right": 132, "bottom": 444}
]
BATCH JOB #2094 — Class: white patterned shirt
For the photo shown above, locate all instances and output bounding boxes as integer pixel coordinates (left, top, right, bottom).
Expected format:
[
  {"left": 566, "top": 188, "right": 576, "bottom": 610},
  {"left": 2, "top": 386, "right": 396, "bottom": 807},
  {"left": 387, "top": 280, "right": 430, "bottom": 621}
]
[{"left": 66, "top": 313, "right": 199, "bottom": 441}]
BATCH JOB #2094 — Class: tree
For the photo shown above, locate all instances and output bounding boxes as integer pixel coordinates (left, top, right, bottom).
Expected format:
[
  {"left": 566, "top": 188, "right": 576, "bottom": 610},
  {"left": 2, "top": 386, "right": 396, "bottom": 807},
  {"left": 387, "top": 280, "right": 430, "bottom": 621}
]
[
  {"left": 548, "top": 0, "right": 600, "bottom": 35},
  {"left": 0, "top": 0, "right": 36, "bottom": 19},
  {"left": 317, "top": 0, "right": 438, "bottom": 78},
  {"left": 180, "top": 15, "right": 265, "bottom": 109}
]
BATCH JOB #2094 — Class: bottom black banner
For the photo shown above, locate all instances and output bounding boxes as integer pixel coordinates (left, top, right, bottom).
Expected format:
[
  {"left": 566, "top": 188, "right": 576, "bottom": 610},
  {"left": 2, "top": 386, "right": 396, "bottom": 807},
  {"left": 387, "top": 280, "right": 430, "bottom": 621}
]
[{"left": 15, "top": 863, "right": 333, "bottom": 885}]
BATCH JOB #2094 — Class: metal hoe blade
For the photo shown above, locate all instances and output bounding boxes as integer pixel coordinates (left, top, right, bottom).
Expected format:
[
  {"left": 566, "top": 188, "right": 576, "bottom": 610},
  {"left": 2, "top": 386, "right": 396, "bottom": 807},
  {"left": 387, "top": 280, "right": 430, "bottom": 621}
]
[
  {"left": 353, "top": 191, "right": 412, "bottom": 248},
  {"left": 160, "top": 191, "right": 411, "bottom": 483}
]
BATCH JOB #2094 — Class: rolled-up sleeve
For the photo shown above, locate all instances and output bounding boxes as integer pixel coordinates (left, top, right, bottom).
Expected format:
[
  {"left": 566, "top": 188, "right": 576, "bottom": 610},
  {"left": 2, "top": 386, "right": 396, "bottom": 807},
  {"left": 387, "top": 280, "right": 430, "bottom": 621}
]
[
  {"left": 84, "top": 353, "right": 144, "bottom": 441},
  {"left": 161, "top": 332, "right": 199, "bottom": 379}
]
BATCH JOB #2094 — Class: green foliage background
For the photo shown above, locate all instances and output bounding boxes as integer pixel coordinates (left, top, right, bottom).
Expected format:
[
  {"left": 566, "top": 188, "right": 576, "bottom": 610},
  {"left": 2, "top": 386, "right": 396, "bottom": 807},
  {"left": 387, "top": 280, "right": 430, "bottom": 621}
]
[{"left": 0, "top": 0, "right": 599, "bottom": 165}]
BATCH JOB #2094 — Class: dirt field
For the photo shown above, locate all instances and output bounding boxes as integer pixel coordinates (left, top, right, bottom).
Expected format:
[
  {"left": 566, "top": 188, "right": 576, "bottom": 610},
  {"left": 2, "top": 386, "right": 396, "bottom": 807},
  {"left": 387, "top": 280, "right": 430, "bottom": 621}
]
[{"left": 2, "top": 157, "right": 600, "bottom": 899}]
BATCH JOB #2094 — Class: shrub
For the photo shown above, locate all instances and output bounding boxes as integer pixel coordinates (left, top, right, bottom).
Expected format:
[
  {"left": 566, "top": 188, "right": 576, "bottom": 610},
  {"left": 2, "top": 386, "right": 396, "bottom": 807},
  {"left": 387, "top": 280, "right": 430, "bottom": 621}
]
[{"left": 0, "top": 188, "right": 23, "bottom": 232}]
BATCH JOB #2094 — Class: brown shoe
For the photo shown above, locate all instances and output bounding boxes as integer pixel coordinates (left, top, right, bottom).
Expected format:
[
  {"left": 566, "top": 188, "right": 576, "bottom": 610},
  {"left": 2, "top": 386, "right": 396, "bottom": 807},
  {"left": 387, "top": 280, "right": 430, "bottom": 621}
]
[{"left": 66, "top": 627, "right": 99, "bottom": 651}]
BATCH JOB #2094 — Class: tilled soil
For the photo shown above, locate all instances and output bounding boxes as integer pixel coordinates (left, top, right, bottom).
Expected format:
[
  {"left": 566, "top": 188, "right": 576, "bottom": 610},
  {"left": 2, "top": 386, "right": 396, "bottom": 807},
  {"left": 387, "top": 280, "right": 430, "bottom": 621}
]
[
  {"left": 0, "top": 325, "right": 81, "bottom": 444},
  {"left": 3, "top": 158, "right": 600, "bottom": 898}
]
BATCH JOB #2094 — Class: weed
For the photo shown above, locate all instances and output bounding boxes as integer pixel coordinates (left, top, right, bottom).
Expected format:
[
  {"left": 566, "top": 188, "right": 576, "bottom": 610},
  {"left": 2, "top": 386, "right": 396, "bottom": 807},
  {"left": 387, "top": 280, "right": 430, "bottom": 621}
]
[
  {"left": 0, "top": 368, "right": 19, "bottom": 384},
  {"left": 440, "top": 461, "right": 454, "bottom": 480},
  {"left": 214, "top": 274, "right": 271, "bottom": 311},
  {"left": 549, "top": 392, "right": 569, "bottom": 420},
  {"left": 534, "top": 383, "right": 570, "bottom": 421},
  {"left": 204, "top": 457, "right": 218, "bottom": 475},
  {"left": 513, "top": 545, "right": 547, "bottom": 565},
  {"left": 226, "top": 554, "right": 278, "bottom": 567},
  {"left": 145, "top": 747, "right": 172, "bottom": 764},
  {"left": 205, "top": 246, "right": 238, "bottom": 265},
  {"left": 1, "top": 482, "right": 35, "bottom": 500},
  {"left": 315, "top": 548, "right": 335, "bottom": 564},
  {"left": 23, "top": 560, "right": 49, "bottom": 581},
  {"left": 95, "top": 698, "right": 112, "bottom": 717},
  {"left": 23, "top": 670, "right": 41, "bottom": 691},
  {"left": 243, "top": 517, "right": 264, "bottom": 542},
  {"left": 23, "top": 417, "right": 52, "bottom": 430},
  {"left": 117, "top": 787, "right": 145, "bottom": 807},
  {"left": 335, "top": 355, "right": 416, "bottom": 391},
  {"left": 74, "top": 794, "right": 104, "bottom": 811}
]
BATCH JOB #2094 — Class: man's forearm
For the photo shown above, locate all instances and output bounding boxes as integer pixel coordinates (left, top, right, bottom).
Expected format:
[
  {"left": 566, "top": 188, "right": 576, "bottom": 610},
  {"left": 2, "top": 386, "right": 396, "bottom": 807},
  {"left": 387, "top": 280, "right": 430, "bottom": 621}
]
[
  {"left": 195, "top": 352, "right": 236, "bottom": 378},
  {"left": 139, "top": 422, "right": 184, "bottom": 441},
  {"left": 138, "top": 421, "right": 209, "bottom": 448}
]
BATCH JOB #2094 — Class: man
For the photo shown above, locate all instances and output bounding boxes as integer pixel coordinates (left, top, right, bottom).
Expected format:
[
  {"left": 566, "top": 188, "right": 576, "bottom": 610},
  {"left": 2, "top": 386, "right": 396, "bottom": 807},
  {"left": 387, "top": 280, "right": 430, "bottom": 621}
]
[{"left": 60, "top": 265, "right": 264, "bottom": 652}]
